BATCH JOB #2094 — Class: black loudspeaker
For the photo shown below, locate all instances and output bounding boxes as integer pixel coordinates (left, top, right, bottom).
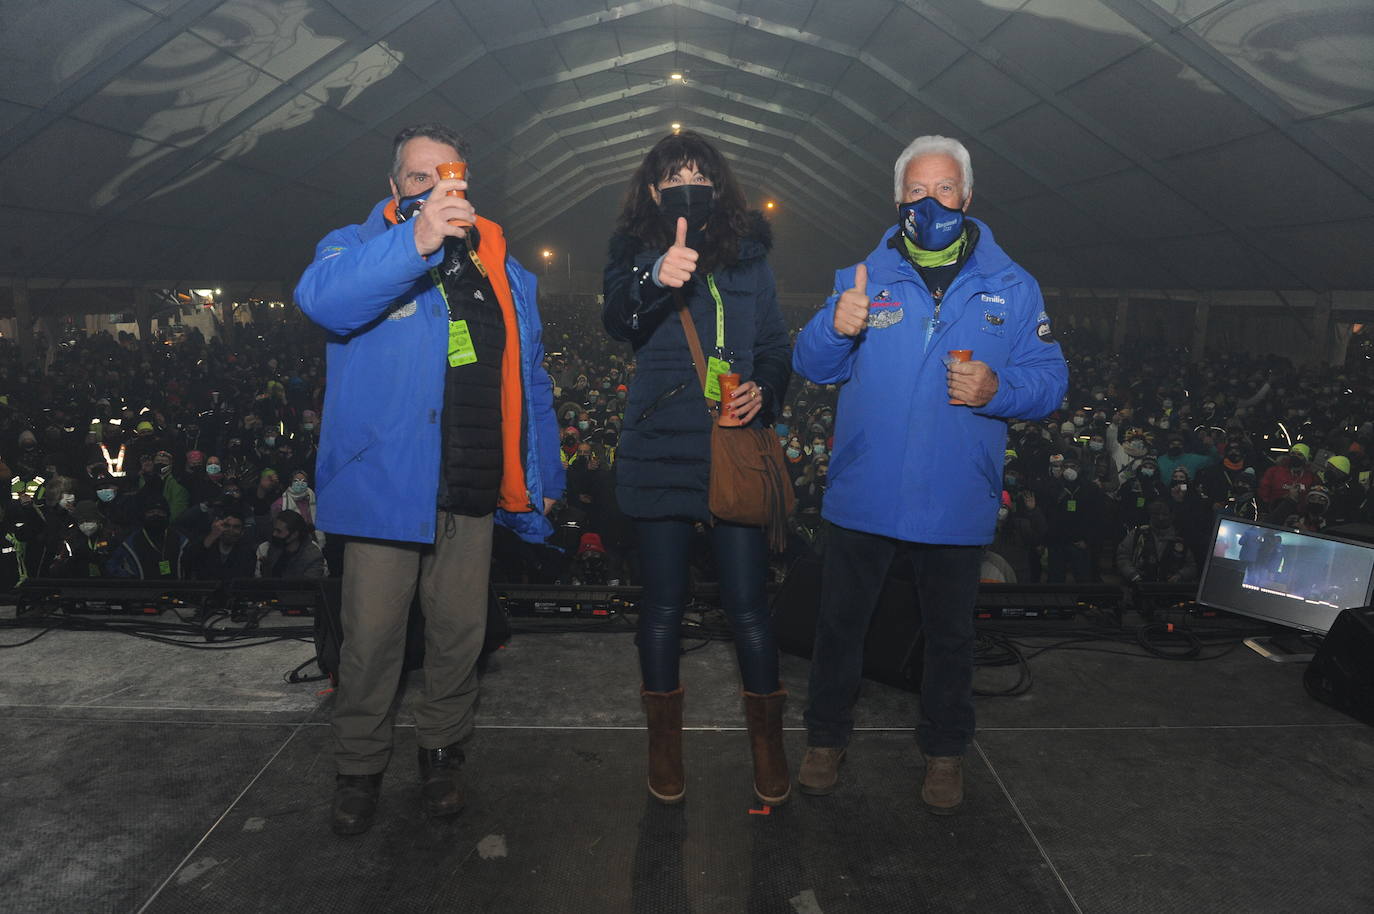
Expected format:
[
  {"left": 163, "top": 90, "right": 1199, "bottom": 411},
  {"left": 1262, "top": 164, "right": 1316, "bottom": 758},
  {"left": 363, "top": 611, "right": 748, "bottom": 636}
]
[
  {"left": 1304, "top": 606, "right": 1374, "bottom": 727},
  {"left": 770, "top": 555, "right": 924, "bottom": 692}
]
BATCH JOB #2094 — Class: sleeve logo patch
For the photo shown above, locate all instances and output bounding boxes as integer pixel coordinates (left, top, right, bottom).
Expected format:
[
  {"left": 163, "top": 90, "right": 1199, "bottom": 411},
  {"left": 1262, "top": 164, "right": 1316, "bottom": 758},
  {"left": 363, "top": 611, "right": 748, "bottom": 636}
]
[
  {"left": 320, "top": 245, "right": 346, "bottom": 260},
  {"left": 1036, "top": 320, "right": 1055, "bottom": 343}
]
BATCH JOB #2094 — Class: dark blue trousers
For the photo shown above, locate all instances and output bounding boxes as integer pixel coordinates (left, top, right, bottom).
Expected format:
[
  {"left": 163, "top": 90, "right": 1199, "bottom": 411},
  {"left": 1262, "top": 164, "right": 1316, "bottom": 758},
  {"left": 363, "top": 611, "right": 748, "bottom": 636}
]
[
  {"left": 803, "top": 521, "right": 979, "bottom": 757},
  {"left": 636, "top": 518, "right": 780, "bottom": 695}
]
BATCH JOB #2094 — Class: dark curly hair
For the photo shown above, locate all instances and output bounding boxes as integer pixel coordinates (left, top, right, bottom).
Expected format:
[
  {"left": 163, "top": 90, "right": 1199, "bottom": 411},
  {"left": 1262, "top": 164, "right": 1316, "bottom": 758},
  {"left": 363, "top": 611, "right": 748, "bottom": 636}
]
[{"left": 613, "top": 131, "right": 752, "bottom": 273}]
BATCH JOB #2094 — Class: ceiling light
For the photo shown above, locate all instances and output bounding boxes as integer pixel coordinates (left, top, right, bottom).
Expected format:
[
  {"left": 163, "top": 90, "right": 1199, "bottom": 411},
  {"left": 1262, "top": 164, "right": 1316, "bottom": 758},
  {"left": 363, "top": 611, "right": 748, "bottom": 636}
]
[
  {"left": 671, "top": 122, "right": 681, "bottom": 130},
  {"left": 765, "top": 200, "right": 776, "bottom": 210},
  {"left": 669, "top": 72, "right": 683, "bottom": 81}
]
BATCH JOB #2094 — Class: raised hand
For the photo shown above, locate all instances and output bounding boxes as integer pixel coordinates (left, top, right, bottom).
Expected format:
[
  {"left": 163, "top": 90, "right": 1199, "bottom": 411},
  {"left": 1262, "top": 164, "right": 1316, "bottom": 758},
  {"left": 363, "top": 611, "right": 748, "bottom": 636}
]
[
  {"left": 656, "top": 217, "right": 699, "bottom": 288},
  {"left": 833, "top": 263, "right": 870, "bottom": 337},
  {"left": 411, "top": 177, "right": 476, "bottom": 256}
]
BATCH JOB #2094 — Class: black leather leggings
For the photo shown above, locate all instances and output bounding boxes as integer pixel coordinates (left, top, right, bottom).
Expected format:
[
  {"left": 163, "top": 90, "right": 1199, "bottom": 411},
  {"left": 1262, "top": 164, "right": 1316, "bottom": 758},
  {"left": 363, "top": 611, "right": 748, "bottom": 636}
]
[{"left": 636, "top": 518, "right": 780, "bottom": 694}]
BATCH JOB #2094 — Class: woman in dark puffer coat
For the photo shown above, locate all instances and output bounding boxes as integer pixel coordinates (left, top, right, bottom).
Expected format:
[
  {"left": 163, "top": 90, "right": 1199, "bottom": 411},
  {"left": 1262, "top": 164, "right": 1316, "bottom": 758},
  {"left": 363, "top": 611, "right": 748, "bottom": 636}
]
[{"left": 603, "top": 131, "right": 792, "bottom": 807}]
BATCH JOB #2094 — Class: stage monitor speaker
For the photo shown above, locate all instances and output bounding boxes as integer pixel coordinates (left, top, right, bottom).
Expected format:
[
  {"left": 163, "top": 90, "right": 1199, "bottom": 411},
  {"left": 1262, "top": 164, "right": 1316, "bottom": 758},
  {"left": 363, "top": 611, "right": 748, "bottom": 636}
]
[
  {"left": 1304, "top": 606, "right": 1374, "bottom": 728},
  {"left": 771, "top": 555, "right": 923, "bottom": 692}
]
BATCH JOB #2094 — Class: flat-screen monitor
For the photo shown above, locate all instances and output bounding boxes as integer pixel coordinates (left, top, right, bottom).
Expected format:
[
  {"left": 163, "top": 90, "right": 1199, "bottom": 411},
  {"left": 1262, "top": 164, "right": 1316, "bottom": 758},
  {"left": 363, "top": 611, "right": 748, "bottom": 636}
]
[{"left": 1197, "top": 517, "right": 1374, "bottom": 635}]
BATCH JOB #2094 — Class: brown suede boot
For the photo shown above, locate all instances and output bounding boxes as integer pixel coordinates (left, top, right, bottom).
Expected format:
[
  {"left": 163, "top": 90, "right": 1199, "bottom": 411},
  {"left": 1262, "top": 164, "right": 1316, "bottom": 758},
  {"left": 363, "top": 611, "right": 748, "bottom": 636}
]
[
  {"left": 641, "top": 685, "right": 685, "bottom": 804},
  {"left": 922, "top": 754, "right": 964, "bottom": 815},
  {"left": 743, "top": 688, "right": 791, "bottom": 806}
]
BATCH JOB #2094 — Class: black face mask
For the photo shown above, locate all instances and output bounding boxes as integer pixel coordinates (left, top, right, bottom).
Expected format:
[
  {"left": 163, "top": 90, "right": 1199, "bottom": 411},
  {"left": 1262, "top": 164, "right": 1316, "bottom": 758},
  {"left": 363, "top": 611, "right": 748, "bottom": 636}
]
[
  {"left": 143, "top": 514, "right": 168, "bottom": 532},
  {"left": 658, "top": 184, "right": 713, "bottom": 244},
  {"left": 271, "top": 534, "right": 290, "bottom": 548}
]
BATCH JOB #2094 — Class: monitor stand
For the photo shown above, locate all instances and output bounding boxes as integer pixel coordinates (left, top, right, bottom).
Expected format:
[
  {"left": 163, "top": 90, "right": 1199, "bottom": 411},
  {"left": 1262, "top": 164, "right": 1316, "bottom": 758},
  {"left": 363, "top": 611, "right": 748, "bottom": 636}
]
[{"left": 1243, "top": 630, "right": 1321, "bottom": 663}]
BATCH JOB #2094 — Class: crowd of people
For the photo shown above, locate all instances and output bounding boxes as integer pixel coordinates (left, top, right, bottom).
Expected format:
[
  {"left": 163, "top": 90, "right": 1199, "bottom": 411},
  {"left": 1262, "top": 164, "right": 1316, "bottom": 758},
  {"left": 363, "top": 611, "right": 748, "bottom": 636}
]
[
  {"left": 0, "top": 327, "right": 328, "bottom": 589},
  {"left": 4, "top": 308, "right": 1374, "bottom": 593}
]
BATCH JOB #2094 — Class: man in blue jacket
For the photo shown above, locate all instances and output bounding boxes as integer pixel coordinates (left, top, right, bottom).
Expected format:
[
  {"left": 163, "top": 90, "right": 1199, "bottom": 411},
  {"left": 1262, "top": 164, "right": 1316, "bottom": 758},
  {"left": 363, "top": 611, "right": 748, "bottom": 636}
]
[
  {"left": 792, "top": 135, "right": 1067, "bottom": 814},
  {"left": 296, "top": 123, "right": 564, "bottom": 836}
]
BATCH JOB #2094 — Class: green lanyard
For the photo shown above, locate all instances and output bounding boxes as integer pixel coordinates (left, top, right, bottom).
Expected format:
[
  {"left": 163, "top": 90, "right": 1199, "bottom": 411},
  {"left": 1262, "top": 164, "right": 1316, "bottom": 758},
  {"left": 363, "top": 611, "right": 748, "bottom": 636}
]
[
  {"left": 706, "top": 274, "right": 725, "bottom": 351},
  {"left": 430, "top": 268, "right": 450, "bottom": 309},
  {"left": 700, "top": 274, "right": 731, "bottom": 401},
  {"left": 432, "top": 267, "right": 479, "bottom": 367}
]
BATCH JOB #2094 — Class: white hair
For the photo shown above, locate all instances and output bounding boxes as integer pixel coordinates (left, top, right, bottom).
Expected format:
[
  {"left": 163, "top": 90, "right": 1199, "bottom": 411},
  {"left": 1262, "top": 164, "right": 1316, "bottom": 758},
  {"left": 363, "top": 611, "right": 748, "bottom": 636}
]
[{"left": 892, "top": 135, "right": 973, "bottom": 204}]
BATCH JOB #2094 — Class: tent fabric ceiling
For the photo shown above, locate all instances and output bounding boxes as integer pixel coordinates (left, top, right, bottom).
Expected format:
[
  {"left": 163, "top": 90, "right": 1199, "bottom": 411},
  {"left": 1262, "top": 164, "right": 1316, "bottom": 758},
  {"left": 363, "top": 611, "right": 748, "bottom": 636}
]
[{"left": 0, "top": 0, "right": 1371, "bottom": 292}]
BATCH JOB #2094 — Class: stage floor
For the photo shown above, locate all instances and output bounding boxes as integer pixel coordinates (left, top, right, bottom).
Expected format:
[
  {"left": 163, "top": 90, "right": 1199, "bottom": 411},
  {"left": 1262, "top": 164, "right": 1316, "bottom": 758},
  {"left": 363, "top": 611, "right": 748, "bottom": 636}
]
[{"left": 2, "top": 611, "right": 1372, "bottom": 914}]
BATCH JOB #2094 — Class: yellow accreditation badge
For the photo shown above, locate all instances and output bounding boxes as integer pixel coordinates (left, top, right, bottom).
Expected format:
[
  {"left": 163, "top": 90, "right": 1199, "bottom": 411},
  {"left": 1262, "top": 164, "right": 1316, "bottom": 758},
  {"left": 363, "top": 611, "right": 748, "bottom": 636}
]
[
  {"left": 448, "top": 319, "right": 478, "bottom": 367},
  {"left": 704, "top": 356, "right": 732, "bottom": 401}
]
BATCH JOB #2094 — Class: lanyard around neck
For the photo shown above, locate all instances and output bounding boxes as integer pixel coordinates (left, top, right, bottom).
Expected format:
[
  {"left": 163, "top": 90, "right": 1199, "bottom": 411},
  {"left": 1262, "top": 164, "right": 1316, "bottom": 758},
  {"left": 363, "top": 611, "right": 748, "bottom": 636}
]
[{"left": 705, "top": 274, "right": 724, "bottom": 351}]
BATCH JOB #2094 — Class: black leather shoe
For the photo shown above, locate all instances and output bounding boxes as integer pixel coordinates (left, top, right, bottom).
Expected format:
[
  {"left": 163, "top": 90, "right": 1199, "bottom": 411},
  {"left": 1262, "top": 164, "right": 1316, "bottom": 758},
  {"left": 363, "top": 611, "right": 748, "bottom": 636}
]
[
  {"left": 332, "top": 772, "right": 383, "bottom": 836},
  {"left": 418, "top": 744, "right": 465, "bottom": 817}
]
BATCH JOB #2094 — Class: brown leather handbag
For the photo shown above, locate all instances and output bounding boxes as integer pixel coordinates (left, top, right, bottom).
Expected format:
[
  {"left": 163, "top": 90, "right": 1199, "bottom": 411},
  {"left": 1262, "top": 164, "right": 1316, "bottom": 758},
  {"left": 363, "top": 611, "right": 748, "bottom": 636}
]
[{"left": 677, "top": 297, "right": 794, "bottom": 552}]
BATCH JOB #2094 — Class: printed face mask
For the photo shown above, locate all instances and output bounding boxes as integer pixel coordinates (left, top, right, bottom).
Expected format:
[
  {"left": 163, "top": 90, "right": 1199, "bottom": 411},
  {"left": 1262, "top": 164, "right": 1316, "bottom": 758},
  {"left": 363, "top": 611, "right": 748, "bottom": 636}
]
[
  {"left": 79, "top": 521, "right": 100, "bottom": 536},
  {"left": 394, "top": 188, "right": 431, "bottom": 223},
  {"left": 898, "top": 195, "right": 964, "bottom": 250}
]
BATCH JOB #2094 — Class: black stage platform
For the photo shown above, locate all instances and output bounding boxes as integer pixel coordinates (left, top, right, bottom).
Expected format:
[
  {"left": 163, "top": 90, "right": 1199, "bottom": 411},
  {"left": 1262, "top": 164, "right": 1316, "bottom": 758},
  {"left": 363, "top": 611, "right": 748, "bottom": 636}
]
[{"left": 3, "top": 611, "right": 1373, "bottom": 913}]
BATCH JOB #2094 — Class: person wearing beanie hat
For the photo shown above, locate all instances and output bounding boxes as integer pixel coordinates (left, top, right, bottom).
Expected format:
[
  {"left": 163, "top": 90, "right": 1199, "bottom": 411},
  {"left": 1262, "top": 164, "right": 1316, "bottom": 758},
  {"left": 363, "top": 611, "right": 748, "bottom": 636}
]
[
  {"left": 1299, "top": 484, "right": 1332, "bottom": 532},
  {"left": 1322, "top": 455, "right": 1365, "bottom": 524},
  {"left": 1259, "top": 443, "right": 1317, "bottom": 510},
  {"left": 1118, "top": 452, "right": 1168, "bottom": 532},
  {"left": 45, "top": 500, "right": 114, "bottom": 578},
  {"left": 1043, "top": 455, "right": 1108, "bottom": 584},
  {"left": 560, "top": 426, "right": 580, "bottom": 465},
  {"left": 108, "top": 494, "right": 188, "bottom": 579},
  {"left": 1199, "top": 438, "right": 1258, "bottom": 512}
]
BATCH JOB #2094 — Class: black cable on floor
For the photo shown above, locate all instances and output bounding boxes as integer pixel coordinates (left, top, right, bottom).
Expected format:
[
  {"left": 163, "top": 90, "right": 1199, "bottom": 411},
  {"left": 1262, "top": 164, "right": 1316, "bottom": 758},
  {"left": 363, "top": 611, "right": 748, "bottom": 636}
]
[{"left": 974, "top": 631, "right": 1032, "bottom": 697}]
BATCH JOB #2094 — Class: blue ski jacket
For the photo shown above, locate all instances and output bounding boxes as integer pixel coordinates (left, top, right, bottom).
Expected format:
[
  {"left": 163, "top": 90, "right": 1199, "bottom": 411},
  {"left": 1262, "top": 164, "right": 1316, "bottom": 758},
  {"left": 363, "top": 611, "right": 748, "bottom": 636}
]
[
  {"left": 295, "top": 198, "right": 564, "bottom": 544},
  {"left": 793, "top": 220, "right": 1068, "bottom": 545}
]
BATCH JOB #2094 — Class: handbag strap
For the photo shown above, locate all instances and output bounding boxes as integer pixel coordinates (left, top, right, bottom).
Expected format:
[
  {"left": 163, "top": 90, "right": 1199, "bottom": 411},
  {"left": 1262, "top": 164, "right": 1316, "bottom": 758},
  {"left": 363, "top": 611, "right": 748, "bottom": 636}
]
[{"left": 674, "top": 290, "right": 715, "bottom": 412}]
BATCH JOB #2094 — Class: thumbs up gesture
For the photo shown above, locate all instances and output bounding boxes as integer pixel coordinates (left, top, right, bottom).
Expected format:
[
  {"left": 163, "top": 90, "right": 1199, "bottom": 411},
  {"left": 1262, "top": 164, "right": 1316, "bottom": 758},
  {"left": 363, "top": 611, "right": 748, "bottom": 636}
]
[
  {"left": 833, "top": 263, "right": 871, "bottom": 337},
  {"left": 655, "top": 217, "right": 699, "bottom": 288}
]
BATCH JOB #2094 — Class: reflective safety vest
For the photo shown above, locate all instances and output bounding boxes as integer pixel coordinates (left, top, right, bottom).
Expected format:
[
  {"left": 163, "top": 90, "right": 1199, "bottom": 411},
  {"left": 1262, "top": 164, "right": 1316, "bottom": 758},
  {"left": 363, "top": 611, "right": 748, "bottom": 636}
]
[
  {"left": 10, "top": 475, "right": 44, "bottom": 501},
  {"left": 100, "top": 443, "right": 128, "bottom": 477}
]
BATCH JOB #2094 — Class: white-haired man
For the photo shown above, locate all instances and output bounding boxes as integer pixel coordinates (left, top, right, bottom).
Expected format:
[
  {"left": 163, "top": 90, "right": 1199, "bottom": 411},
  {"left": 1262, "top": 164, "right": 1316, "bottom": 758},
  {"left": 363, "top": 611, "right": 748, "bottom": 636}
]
[{"left": 792, "top": 135, "right": 1068, "bottom": 813}]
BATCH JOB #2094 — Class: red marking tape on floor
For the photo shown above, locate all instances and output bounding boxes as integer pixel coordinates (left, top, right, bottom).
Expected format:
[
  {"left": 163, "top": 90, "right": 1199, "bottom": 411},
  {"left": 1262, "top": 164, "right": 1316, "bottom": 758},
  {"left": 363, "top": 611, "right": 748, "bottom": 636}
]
[{"left": 748, "top": 805, "right": 772, "bottom": 816}]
